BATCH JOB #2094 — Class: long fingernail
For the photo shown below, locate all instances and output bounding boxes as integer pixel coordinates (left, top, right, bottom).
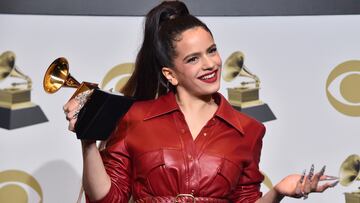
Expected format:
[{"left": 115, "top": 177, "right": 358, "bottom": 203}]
[
  {"left": 303, "top": 193, "right": 309, "bottom": 200},
  {"left": 330, "top": 180, "right": 339, "bottom": 187},
  {"left": 308, "top": 164, "right": 314, "bottom": 180},
  {"left": 320, "top": 165, "right": 326, "bottom": 176},
  {"left": 300, "top": 169, "right": 306, "bottom": 183},
  {"left": 325, "top": 175, "right": 339, "bottom": 180}
]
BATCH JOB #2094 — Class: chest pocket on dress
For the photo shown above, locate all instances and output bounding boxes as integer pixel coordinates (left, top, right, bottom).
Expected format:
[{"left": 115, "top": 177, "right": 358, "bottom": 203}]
[
  {"left": 218, "top": 158, "right": 243, "bottom": 191},
  {"left": 199, "top": 153, "right": 243, "bottom": 197},
  {"left": 134, "top": 149, "right": 165, "bottom": 179},
  {"left": 133, "top": 149, "right": 165, "bottom": 196},
  {"left": 133, "top": 148, "right": 183, "bottom": 196}
]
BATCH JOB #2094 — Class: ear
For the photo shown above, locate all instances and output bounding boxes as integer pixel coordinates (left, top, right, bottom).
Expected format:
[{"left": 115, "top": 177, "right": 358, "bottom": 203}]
[{"left": 161, "top": 67, "right": 179, "bottom": 86}]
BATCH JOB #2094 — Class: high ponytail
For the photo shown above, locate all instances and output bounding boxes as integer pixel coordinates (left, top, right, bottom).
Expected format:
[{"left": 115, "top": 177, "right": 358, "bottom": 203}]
[{"left": 122, "top": 1, "right": 211, "bottom": 100}]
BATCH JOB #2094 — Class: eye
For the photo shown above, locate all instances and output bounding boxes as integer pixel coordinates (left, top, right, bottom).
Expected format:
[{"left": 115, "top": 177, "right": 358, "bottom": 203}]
[
  {"left": 0, "top": 170, "right": 43, "bottom": 203},
  {"left": 326, "top": 60, "right": 360, "bottom": 116},
  {"left": 186, "top": 56, "right": 199, "bottom": 64},
  {"left": 208, "top": 47, "right": 217, "bottom": 55}
]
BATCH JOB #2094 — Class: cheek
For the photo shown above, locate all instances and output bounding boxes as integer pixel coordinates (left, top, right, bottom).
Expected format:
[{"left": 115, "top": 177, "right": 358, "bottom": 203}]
[{"left": 216, "top": 55, "right": 222, "bottom": 67}]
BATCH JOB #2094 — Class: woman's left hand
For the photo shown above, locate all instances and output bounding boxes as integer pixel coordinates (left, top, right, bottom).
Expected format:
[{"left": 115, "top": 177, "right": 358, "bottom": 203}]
[{"left": 274, "top": 165, "right": 339, "bottom": 199}]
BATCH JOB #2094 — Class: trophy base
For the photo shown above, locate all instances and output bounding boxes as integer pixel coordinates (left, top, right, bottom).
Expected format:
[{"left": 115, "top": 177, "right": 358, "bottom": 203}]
[
  {"left": 232, "top": 103, "right": 276, "bottom": 123},
  {"left": 0, "top": 104, "right": 48, "bottom": 129},
  {"left": 345, "top": 192, "right": 360, "bottom": 203},
  {"left": 227, "top": 87, "right": 259, "bottom": 103},
  {"left": 75, "top": 89, "right": 134, "bottom": 140},
  {"left": 0, "top": 88, "right": 31, "bottom": 104}
]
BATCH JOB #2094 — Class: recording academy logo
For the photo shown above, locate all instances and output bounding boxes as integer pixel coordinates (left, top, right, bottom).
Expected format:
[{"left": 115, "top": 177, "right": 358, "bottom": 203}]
[
  {"left": 326, "top": 60, "right": 360, "bottom": 116},
  {"left": 222, "top": 51, "right": 276, "bottom": 122},
  {"left": 0, "top": 51, "right": 48, "bottom": 129},
  {"left": 0, "top": 170, "right": 43, "bottom": 203}
]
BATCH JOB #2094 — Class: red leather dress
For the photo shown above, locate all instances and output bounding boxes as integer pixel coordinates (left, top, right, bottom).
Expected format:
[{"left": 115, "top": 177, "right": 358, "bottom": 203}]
[{"left": 88, "top": 92, "right": 265, "bottom": 203}]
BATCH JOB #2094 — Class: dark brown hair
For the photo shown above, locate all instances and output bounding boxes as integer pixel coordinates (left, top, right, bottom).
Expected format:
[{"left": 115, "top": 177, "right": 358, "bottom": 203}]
[{"left": 122, "top": 1, "right": 212, "bottom": 100}]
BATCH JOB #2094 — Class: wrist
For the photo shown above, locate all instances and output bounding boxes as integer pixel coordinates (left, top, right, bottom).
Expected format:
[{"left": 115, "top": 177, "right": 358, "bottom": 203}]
[
  {"left": 81, "top": 139, "right": 96, "bottom": 146},
  {"left": 272, "top": 185, "right": 285, "bottom": 202},
  {"left": 81, "top": 140, "right": 97, "bottom": 150}
]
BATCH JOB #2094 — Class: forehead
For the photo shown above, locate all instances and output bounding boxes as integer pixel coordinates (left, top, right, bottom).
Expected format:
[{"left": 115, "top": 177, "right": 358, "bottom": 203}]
[{"left": 174, "top": 27, "right": 214, "bottom": 56}]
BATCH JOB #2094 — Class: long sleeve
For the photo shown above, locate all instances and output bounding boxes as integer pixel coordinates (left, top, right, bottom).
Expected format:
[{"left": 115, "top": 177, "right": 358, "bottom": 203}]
[
  {"left": 228, "top": 124, "right": 266, "bottom": 203},
  {"left": 86, "top": 114, "right": 132, "bottom": 203}
]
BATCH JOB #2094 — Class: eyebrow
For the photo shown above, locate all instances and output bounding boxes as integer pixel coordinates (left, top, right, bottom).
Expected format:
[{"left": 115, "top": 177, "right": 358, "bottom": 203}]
[{"left": 182, "top": 44, "right": 217, "bottom": 62}]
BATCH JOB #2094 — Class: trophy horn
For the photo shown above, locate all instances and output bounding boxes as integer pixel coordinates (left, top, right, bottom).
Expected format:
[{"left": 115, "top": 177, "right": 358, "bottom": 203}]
[
  {"left": 223, "top": 51, "right": 260, "bottom": 87},
  {"left": 0, "top": 51, "right": 32, "bottom": 89},
  {"left": 223, "top": 51, "right": 244, "bottom": 82},
  {"left": 43, "top": 57, "right": 81, "bottom": 94},
  {"left": 339, "top": 154, "right": 360, "bottom": 186}
]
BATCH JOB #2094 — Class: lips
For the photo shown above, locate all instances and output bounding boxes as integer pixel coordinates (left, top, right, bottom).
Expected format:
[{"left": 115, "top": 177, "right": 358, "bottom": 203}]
[{"left": 198, "top": 70, "right": 218, "bottom": 83}]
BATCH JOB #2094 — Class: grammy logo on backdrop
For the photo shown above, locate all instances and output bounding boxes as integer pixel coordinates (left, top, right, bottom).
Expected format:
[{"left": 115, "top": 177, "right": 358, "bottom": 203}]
[
  {"left": 0, "top": 51, "right": 47, "bottom": 129},
  {"left": 223, "top": 51, "right": 275, "bottom": 122},
  {"left": 339, "top": 154, "right": 360, "bottom": 203}
]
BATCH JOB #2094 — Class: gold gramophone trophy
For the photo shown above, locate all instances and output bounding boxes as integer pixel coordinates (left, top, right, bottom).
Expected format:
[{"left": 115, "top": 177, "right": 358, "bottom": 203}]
[
  {"left": 43, "top": 57, "right": 98, "bottom": 99},
  {"left": 0, "top": 51, "right": 47, "bottom": 129},
  {"left": 223, "top": 51, "right": 275, "bottom": 122},
  {"left": 43, "top": 57, "right": 133, "bottom": 140},
  {"left": 339, "top": 154, "right": 360, "bottom": 203}
]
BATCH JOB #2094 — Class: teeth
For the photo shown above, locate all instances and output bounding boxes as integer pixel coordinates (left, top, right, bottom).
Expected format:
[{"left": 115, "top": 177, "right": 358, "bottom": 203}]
[{"left": 201, "top": 72, "right": 215, "bottom": 80}]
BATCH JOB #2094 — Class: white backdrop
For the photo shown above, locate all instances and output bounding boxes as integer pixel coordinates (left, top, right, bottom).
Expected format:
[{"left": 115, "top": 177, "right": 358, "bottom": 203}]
[{"left": 1, "top": 14, "right": 360, "bottom": 203}]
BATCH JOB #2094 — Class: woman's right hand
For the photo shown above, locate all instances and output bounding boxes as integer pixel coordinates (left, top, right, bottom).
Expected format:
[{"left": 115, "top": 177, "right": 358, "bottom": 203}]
[
  {"left": 63, "top": 98, "right": 81, "bottom": 132},
  {"left": 63, "top": 90, "right": 93, "bottom": 132}
]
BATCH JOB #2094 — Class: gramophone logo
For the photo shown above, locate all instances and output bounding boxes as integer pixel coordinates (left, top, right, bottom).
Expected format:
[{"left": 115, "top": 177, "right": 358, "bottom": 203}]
[
  {"left": 0, "top": 51, "right": 48, "bottom": 129},
  {"left": 0, "top": 170, "right": 43, "bottom": 203},
  {"left": 222, "top": 51, "right": 275, "bottom": 122},
  {"left": 100, "top": 63, "right": 135, "bottom": 91},
  {"left": 339, "top": 154, "right": 360, "bottom": 203},
  {"left": 326, "top": 60, "right": 360, "bottom": 116}
]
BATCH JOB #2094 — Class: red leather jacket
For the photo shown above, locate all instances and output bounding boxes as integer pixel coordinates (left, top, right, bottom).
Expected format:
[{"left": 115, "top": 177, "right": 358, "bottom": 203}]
[{"left": 88, "top": 92, "right": 265, "bottom": 203}]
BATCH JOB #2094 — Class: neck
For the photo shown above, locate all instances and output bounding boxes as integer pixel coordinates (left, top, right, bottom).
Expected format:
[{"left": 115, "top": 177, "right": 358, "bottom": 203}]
[{"left": 175, "top": 90, "right": 215, "bottom": 112}]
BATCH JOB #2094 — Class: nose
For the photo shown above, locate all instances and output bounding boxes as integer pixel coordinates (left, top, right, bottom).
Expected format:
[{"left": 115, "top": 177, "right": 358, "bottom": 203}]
[{"left": 202, "top": 56, "right": 216, "bottom": 70}]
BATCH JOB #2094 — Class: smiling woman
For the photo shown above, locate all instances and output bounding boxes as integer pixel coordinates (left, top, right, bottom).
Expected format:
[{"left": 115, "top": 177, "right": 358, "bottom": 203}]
[{"left": 61, "top": 1, "right": 339, "bottom": 203}]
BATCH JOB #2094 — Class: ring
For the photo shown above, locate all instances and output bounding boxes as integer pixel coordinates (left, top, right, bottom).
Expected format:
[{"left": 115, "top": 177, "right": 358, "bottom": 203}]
[
  {"left": 73, "top": 109, "right": 80, "bottom": 119},
  {"left": 74, "top": 90, "right": 93, "bottom": 108}
]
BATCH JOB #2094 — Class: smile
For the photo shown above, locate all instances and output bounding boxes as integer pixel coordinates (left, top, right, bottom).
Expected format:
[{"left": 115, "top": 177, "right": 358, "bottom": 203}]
[{"left": 198, "top": 70, "right": 218, "bottom": 83}]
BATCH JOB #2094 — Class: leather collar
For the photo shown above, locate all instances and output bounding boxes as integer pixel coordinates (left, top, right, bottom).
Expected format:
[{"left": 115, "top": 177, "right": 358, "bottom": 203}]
[{"left": 143, "top": 91, "right": 244, "bottom": 135}]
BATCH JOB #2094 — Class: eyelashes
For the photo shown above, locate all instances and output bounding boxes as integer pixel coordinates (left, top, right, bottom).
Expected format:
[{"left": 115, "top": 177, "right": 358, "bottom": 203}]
[{"left": 185, "top": 47, "right": 218, "bottom": 64}]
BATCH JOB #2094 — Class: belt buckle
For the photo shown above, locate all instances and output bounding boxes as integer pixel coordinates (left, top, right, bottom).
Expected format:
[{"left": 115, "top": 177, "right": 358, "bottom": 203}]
[{"left": 175, "top": 193, "right": 196, "bottom": 203}]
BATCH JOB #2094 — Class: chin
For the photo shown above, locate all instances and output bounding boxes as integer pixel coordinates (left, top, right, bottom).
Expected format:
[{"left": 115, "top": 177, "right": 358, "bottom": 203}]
[{"left": 203, "top": 84, "right": 220, "bottom": 95}]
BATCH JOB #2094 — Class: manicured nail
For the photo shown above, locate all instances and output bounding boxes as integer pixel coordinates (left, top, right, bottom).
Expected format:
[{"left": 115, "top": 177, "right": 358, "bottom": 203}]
[
  {"left": 330, "top": 180, "right": 339, "bottom": 187},
  {"left": 320, "top": 165, "right": 326, "bottom": 176},
  {"left": 303, "top": 193, "right": 309, "bottom": 200},
  {"left": 325, "top": 175, "right": 339, "bottom": 180},
  {"left": 300, "top": 169, "right": 306, "bottom": 183},
  {"left": 308, "top": 164, "right": 314, "bottom": 180}
]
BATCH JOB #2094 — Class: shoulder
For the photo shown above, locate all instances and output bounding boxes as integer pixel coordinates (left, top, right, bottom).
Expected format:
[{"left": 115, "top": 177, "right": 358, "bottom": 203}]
[
  {"left": 123, "top": 99, "right": 157, "bottom": 122},
  {"left": 215, "top": 92, "right": 265, "bottom": 138},
  {"left": 234, "top": 110, "right": 265, "bottom": 135},
  {"left": 128, "top": 99, "right": 156, "bottom": 116},
  {"left": 124, "top": 92, "right": 178, "bottom": 121}
]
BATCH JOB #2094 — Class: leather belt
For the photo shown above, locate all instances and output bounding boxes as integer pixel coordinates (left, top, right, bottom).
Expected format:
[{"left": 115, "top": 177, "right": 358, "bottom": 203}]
[{"left": 134, "top": 194, "right": 229, "bottom": 203}]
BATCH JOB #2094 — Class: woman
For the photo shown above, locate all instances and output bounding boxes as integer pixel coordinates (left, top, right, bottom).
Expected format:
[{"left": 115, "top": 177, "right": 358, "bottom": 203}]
[{"left": 64, "top": 1, "right": 338, "bottom": 202}]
